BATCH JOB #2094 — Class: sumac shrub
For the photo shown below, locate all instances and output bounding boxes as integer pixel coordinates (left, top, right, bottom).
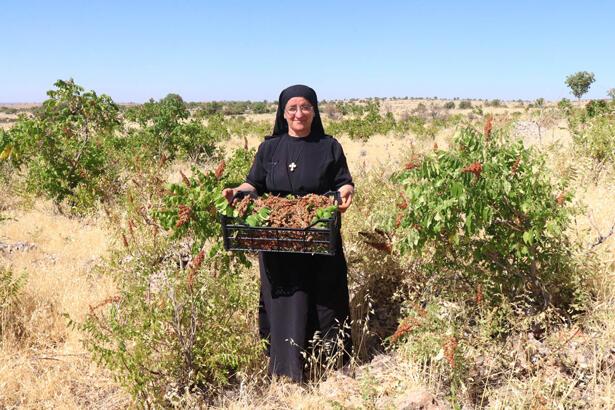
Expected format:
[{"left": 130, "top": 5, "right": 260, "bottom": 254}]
[
  {"left": 393, "top": 126, "right": 588, "bottom": 318},
  {"left": 73, "top": 234, "right": 261, "bottom": 404},
  {"left": 224, "top": 116, "right": 271, "bottom": 139},
  {"left": 585, "top": 99, "right": 610, "bottom": 118},
  {"left": 572, "top": 113, "right": 615, "bottom": 167},
  {"left": 125, "top": 94, "right": 222, "bottom": 162},
  {"left": 1, "top": 79, "right": 121, "bottom": 211},
  {"left": 73, "top": 147, "right": 260, "bottom": 404},
  {"left": 327, "top": 102, "right": 396, "bottom": 141}
]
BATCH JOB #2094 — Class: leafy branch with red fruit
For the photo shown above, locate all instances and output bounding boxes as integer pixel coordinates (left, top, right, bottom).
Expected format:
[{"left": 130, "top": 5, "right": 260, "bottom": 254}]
[{"left": 153, "top": 147, "right": 255, "bottom": 257}]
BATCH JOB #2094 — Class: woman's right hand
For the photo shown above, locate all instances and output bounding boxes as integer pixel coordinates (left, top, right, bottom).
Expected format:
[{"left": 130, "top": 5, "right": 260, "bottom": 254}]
[
  {"left": 222, "top": 183, "right": 257, "bottom": 204},
  {"left": 222, "top": 188, "right": 237, "bottom": 204}
]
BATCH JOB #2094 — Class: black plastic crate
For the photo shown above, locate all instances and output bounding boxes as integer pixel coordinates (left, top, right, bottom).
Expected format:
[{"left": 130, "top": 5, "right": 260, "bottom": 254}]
[{"left": 220, "top": 192, "right": 340, "bottom": 256}]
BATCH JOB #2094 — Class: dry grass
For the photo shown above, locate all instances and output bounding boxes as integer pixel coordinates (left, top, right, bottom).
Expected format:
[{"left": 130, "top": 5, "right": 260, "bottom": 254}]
[
  {"left": 215, "top": 354, "right": 443, "bottom": 409},
  {"left": 0, "top": 201, "right": 129, "bottom": 408}
]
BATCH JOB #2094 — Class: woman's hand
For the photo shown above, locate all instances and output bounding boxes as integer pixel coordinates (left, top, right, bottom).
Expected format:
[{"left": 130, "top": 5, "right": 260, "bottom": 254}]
[
  {"left": 337, "top": 184, "right": 354, "bottom": 213},
  {"left": 222, "top": 183, "right": 257, "bottom": 204},
  {"left": 222, "top": 187, "right": 237, "bottom": 204}
]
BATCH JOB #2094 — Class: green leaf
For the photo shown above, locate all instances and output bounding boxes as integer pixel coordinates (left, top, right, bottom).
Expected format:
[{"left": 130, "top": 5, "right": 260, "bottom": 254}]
[
  {"left": 450, "top": 182, "right": 464, "bottom": 198},
  {"left": 465, "top": 213, "right": 473, "bottom": 233},
  {"left": 503, "top": 180, "right": 511, "bottom": 194}
]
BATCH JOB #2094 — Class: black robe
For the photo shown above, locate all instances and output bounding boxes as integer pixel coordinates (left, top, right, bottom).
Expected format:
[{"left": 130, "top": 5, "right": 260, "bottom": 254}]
[{"left": 246, "top": 132, "right": 353, "bottom": 381}]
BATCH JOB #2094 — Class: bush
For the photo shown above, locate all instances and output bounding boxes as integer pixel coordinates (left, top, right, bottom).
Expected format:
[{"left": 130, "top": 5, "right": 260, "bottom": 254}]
[
  {"left": 125, "top": 94, "right": 222, "bottom": 163},
  {"left": 585, "top": 99, "right": 610, "bottom": 118},
  {"left": 557, "top": 98, "right": 572, "bottom": 113},
  {"left": 327, "top": 102, "right": 396, "bottom": 141},
  {"left": 153, "top": 150, "right": 255, "bottom": 253},
  {"left": 224, "top": 116, "right": 271, "bottom": 139},
  {"left": 393, "top": 126, "right": 588, "bottom": 318},
  {"left": 0, "top": 79, "right": 121, "bottom": 211},
  {"left": 74, "top": 236, "right": 261, "bottom": 404},
  {"left": 73, "top": 148, "right": 261, "bottom": 404},
  {"left": 458, "top": 100, "right": 472, "bottom": 109},
  {"left": 572, "top": 113, "right": 615, "bottom": 166},
  {"left": 195, "top": 101, "right": 223, "bottom": 117},
  {"left": 443, "top": 102, "right": 456, "bottom": 110},
  {"left": 383, "top": 127, "right": 593, "bottom": 403}
]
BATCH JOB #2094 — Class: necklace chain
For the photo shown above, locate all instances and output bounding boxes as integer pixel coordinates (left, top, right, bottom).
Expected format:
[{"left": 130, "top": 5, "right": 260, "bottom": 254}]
[
  {"left": 287, "top": 138, "right": 305, "bottom": 173},
  {"left": 286, "top": 136, "right": 304, "bottom": 192}
]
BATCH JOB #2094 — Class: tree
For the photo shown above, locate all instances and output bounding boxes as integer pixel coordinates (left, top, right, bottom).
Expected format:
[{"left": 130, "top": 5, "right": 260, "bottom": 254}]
[
  {"left": 565, "top": 71, "right": 595, "bottom": 101},
  {"left": 607, "top": 88, "right": 615, "bottom": 100}
]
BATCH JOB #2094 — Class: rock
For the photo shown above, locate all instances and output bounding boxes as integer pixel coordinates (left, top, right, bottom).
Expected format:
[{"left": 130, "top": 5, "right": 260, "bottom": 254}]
[
  {"left": 395, "top": 389, "right": 445, "bottom": 410},
  {"left": 0, "top": 241, "right": 37, "bottom": 253}
]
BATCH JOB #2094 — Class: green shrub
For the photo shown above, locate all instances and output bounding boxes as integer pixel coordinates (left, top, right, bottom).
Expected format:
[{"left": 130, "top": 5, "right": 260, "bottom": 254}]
[
  {"left": 458, "top": 100, "right": 472, "bottom": 109},
  {"left": 73, "top": 237, "right": 261, "bottom": 404},
  {"left": 124, "top": 93, "right": 221, "bottom": 162},
  {"left": 384, "top": 125, "right": 594, "bottom": 405},
  {"left": 0, "top": 79, "right": 121, "bottom": 211},
  {"left": 327, "top": 102, "right": 396, "bottom": 141},
  {"left": 443, "top": 101, "right": 456, "bottom": 110},
  {"left": 393, "top": 126, "right": 588, "bottom": 316},
  {"left": 585, "top": 99, "right": 610, "bottom": 118},
  {"left": 572, "top": 113, "right": 615, "bottom": 166},
  {"left": 195, "top": 101, "right": 224, "bottom": 118},
  {"left": 557, "top": 98, "right": 572, "bottom": 113},
  {"left": 73, "top": 147, "right": 260, "bottom": 404},
  {"left": 224, "top": 116, "right": 271, "bottom": 139}
]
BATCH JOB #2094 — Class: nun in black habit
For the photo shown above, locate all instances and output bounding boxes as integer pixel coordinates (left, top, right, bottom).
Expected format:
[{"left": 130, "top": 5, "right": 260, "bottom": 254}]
[{"left": 222, "top": 85, "right": 354, "bottom": 382}]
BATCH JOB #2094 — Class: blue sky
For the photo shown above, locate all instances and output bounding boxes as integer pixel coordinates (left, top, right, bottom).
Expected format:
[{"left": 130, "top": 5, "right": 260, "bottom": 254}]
[{"left": 1, "top": 0, "right": 614, "bottom": 102}]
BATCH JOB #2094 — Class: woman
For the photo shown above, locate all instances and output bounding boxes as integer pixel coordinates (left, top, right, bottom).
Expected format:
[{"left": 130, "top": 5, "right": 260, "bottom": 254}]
[{"left": 223, "top": 84, "right": 354, "bottom": 382}]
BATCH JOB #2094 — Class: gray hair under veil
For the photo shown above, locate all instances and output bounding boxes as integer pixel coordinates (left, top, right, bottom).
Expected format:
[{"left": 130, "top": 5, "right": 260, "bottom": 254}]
[{"left": 271, "top": 84, "right": 325, "bottom": 137}]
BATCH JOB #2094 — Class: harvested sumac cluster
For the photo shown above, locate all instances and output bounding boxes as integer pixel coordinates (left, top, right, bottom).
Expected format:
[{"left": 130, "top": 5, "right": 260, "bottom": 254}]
[
  {"left": 217, "top": 193, "right": 340, "bottom": 255},
  {"left": 217, "top": 193, "right": 338, "bottom": 228},
  {"left": 260, "top": 194, "right": 336, "bottom": 228}
]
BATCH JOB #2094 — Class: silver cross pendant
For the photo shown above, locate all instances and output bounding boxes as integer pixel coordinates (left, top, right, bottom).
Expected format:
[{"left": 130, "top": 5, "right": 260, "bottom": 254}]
[{"left": 288, "top": 162, "right": 297, "bottom": 172}]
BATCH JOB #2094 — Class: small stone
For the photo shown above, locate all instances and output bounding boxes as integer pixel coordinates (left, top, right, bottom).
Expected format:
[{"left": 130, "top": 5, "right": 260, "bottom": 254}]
[
  {"left": 0, "top": 241, "right": 37, "bottom": 253},
  {"left": 395, "top": 389, "right": 445, "bottom": 410}
]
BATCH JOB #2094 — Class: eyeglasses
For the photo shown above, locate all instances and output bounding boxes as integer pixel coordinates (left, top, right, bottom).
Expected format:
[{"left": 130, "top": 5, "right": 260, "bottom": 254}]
[{"left": 285, "top": 104, "right": 313, "bottom": 115}]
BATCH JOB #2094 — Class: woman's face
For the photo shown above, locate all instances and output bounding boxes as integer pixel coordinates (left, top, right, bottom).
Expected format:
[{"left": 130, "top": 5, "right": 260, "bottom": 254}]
[{"left": 284, "top": 96, "right": 314, "bottom": 137}]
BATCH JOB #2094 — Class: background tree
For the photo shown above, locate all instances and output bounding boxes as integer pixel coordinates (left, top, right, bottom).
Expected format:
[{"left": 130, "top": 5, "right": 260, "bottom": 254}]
[
  {"left": 565, "top": 71, "right": 595, "bottom": 101},
  {"left": 607, "top": 88, "right": 615, "bottom": 100}
]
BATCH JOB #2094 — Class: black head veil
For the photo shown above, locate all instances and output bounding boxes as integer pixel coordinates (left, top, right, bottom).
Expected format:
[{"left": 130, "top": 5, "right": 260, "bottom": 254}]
[{"left": 271, "top": 84, "right": 325, "bottom": 137}]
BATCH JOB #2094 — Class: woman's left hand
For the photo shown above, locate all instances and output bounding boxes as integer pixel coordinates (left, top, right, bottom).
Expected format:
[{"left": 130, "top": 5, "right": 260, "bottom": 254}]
[{"left": 337, "top": 184, "right": 354, "bottom": 213}]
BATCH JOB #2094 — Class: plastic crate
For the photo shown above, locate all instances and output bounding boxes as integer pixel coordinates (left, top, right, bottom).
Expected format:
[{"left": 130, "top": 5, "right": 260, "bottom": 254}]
[{"left": 220, "top": 192, "right": 340, "bottom": 256}]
